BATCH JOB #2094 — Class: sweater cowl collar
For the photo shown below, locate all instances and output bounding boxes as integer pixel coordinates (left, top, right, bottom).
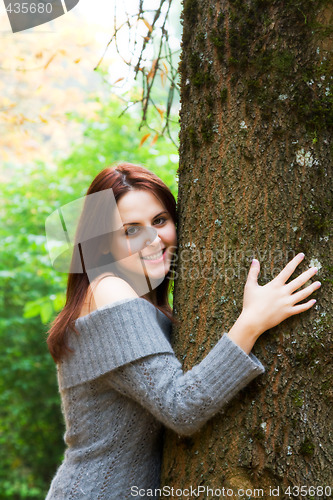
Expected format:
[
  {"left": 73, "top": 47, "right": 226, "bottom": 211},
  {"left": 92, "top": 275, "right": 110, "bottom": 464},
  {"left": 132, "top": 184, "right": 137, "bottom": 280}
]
[{"left": 57, "top": 298, "right": 174, "bottom": 390}]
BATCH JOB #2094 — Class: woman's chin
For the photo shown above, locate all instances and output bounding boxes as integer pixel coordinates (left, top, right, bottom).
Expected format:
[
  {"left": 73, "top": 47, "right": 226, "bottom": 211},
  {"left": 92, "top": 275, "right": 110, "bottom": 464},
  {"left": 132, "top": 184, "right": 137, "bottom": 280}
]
[
  {"left": 116, "top": 262, "right": 169, "bottom": 287},
  {"left": 144, "top": 260, "right": 170, "bottom": 278}
]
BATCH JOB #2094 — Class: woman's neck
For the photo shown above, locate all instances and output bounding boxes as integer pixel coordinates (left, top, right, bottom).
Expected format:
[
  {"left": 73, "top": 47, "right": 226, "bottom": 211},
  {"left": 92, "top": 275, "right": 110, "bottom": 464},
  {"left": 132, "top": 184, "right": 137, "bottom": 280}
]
[{"left": 143, "top": 290, "right": 157, "bottom": 306}]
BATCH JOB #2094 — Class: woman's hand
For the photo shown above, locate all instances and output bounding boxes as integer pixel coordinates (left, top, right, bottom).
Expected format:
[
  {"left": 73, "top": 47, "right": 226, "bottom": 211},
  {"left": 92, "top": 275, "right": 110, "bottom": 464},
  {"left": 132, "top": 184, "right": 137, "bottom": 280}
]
[
  {"left": 241, "top": 252, "right": 321, "bottom": 337},
  {"left": 227, "top": 253, "right": 321, "bottom": 354}
]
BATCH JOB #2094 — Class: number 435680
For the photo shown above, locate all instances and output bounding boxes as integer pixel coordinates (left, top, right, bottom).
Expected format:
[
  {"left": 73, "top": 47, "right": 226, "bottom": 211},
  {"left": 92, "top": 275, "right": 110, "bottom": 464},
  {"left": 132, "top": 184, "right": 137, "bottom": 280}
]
[{"left": 5, "top": 3, "right": 53, "bottom": 14}]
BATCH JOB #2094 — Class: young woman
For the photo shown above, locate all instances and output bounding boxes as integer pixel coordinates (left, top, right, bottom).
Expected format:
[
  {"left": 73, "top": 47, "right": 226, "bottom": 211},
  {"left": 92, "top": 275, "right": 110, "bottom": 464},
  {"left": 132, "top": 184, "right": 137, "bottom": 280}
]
[{"left": 45, "top": 163, "right": 321, "bottom": 499}]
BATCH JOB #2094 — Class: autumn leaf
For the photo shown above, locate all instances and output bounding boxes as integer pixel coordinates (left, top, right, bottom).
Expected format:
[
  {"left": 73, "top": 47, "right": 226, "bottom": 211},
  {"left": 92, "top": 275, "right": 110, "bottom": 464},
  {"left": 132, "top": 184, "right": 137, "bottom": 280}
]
[
  {"left": 156, "top": 107, "right": 164, "bottom": 120},
  {"left": 151, "top": 134, "right": 159, "bottom": 146},
  {"left": 0, "top": 15, "right": 114, "bottom": 165},
  {"left": 160, "top": 70, "right": 166, "bottom": 87},
  {"left": 139, "top": 133, "right": 151, "bottom": 147},
  {"left": 44, "top": 53, "right": 57, "bottom": 69},
  {"left": 147, "top": 59, "right": 157, "bottom": 83},
  {"left": 142, "top": 18, "right": 153, "bottom": 32}
]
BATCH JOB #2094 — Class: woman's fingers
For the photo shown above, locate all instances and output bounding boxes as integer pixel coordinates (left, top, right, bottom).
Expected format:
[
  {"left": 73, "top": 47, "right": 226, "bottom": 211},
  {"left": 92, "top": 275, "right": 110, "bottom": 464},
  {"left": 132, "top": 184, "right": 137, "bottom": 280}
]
[
  {"left": 289, "top": 298, "right": 317, "bottom": 316},
  {"left": 246, "top": 259, "right": 260, "bottom": 286},
  {"left": 286, "top": 266, "right": 318, "bottom": 293},
  {"left": 290, "top": 280, "right": 321, "bottom": 305},
  {"left": 275, "top": 253, "right": 305, "bottom": 284}
]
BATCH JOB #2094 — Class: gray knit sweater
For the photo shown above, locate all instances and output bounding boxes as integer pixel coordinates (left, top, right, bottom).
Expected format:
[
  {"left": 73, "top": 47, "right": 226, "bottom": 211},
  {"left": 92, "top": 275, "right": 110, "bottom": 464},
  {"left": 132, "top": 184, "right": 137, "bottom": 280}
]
[{"left": 45, "top": 297, "right": 265, "bottom": 500}]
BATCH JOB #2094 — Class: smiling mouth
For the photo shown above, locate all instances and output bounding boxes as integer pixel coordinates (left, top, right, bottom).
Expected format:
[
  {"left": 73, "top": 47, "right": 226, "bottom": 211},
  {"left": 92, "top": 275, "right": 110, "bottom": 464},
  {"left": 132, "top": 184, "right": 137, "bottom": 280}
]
[{"left": 141, "top": 248, "right": 166, "bottom": 261}]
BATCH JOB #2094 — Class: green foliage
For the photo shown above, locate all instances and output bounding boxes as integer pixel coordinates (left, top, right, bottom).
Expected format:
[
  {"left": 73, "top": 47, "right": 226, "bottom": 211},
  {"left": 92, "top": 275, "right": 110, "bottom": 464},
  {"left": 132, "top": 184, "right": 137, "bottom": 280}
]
[
  {"left": 63, "top": 98, "right": 179, "bottom": 197},
  {"left": 0, "top": 176, "right": 67, "bottom": 498},
  {"left": 0, "top": 97, "right": 178, "bottom": 499}
]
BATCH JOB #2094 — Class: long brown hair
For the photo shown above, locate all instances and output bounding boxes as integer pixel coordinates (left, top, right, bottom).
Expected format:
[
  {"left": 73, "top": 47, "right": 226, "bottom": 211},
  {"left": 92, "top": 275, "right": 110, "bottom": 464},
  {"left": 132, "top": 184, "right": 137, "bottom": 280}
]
[{"left": 47, "top": 163, "right": 178, "bottom": 363}]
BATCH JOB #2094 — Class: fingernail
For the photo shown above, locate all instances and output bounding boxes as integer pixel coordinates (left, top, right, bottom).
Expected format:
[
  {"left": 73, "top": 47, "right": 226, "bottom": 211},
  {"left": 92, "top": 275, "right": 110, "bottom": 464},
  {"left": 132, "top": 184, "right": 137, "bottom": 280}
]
[
  {"left": 313, "top": 267, "right": 318, "bottom": 273},
  {"left": 299, "top": 252, "right": 305, "bottom": 258},
  {"left": 312, "top": 299, "right": 317, "bottom": 304},
  {"left": 315, "top": 281, "right": 321, "bottom": 287},
  {"left": 252, "top": 258, "right": 258, "bottom": 265}
]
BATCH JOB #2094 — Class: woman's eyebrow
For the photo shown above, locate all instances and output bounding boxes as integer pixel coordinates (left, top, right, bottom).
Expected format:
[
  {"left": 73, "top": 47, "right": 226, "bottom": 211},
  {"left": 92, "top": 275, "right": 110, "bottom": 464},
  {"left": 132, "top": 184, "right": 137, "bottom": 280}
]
[{"left": 122, "top": 211, "right": 168, "bottom": 227}]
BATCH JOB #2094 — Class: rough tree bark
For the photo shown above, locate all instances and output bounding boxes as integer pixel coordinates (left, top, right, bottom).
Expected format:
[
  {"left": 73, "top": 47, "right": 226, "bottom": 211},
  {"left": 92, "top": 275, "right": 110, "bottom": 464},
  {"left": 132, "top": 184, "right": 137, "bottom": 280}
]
[{"left": 161, "top": 0, "right": 332, "bottom": 498}]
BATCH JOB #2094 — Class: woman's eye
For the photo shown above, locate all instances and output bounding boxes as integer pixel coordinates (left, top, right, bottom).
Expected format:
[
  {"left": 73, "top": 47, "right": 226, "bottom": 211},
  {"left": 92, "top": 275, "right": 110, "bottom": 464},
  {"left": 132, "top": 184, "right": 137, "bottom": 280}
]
[
  {"left": 124, "top": 217, "right": 167, "bottom": 236},
  {"left": 125, "top": 227, "right": 140, "bottom": 236},
  {"left": 154, "top": 217, "right": 166, "bottom": 225}
]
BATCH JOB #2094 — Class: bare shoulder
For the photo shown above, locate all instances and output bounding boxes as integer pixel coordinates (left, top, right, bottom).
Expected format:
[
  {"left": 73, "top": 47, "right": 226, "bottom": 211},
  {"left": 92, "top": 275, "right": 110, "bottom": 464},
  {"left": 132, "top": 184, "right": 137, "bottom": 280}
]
[
  {"left": 90, "top": 274, "right": 139, "bottom": 309},
  {"left": 79, "top": 274, "right": 139, "bottom": 317}
]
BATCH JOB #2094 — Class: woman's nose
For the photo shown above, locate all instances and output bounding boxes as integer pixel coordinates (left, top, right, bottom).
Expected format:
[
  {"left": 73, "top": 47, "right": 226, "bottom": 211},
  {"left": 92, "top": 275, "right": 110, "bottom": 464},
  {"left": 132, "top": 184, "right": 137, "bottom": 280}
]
[{"left": 145, "top": 233, "right": 162, "bottom": 247}]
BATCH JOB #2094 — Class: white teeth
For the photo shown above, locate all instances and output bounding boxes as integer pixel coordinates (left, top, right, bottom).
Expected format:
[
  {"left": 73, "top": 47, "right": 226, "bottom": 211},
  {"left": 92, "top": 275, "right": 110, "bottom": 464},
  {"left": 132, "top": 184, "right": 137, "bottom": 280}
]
[{"left": 142, "top": 250, "right": 164, "bottom": 260}]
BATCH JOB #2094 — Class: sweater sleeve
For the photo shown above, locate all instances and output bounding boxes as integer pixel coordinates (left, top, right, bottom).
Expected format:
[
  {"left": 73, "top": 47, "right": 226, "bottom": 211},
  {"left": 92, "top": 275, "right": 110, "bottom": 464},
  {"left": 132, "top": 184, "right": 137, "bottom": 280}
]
[{"left": 105, "top": 333, "right": 265, "bottom": 437}]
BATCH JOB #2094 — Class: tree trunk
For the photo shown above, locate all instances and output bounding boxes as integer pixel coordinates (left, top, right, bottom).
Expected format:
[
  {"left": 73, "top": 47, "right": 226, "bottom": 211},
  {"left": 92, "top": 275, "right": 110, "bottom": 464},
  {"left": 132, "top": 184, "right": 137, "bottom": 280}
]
[{"left": 161, "top": 0, "right": 332, "bottom": 497}]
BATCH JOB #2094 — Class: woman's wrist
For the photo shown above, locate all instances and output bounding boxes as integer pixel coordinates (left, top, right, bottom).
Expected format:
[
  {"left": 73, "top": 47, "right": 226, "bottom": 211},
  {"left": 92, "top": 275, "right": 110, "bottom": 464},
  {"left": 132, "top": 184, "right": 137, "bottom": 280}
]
[{"left": 227, "top": 312, "right": 263, "bottom": 355}]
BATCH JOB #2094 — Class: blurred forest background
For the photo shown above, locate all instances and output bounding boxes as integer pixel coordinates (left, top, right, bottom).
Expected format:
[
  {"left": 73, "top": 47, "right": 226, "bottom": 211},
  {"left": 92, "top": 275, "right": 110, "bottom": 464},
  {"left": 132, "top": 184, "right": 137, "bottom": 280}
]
[{"left": 0, "top": 1, "right": 181, "bottom": 498}]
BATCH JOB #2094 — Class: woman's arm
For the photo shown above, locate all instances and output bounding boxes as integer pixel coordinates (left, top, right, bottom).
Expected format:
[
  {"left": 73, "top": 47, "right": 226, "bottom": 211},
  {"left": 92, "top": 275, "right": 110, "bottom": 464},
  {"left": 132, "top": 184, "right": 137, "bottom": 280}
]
[
  {"left": 106, "top": 333, "right": 264, "bottom": 437},
  {"left": 103, "top": 255, "right": 320, "bottom": 436},
  {"left": 97, "top": 253, "right": 320, "bottom": 436}
]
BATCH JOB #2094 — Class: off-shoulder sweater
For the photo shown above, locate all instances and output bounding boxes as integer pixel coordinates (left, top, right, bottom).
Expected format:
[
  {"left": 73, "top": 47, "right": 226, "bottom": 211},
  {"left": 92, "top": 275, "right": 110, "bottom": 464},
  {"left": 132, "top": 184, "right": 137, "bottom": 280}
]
[{"left": 45, "top": 297, "right": 265, "bottom": 500}]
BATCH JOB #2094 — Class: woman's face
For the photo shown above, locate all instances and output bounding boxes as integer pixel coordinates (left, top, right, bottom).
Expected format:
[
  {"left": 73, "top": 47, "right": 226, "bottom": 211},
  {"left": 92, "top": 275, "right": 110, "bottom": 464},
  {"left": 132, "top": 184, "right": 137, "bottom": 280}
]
[{"left": 108, "top": 189, "right": 177, "bottom": 286}]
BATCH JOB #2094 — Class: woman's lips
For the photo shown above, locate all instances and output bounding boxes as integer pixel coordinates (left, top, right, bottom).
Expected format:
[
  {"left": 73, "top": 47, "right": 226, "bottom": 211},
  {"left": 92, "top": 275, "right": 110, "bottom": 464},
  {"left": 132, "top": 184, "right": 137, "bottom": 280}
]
[{"left": 141, "top": 248, "right": 166, "bottom": 263}]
